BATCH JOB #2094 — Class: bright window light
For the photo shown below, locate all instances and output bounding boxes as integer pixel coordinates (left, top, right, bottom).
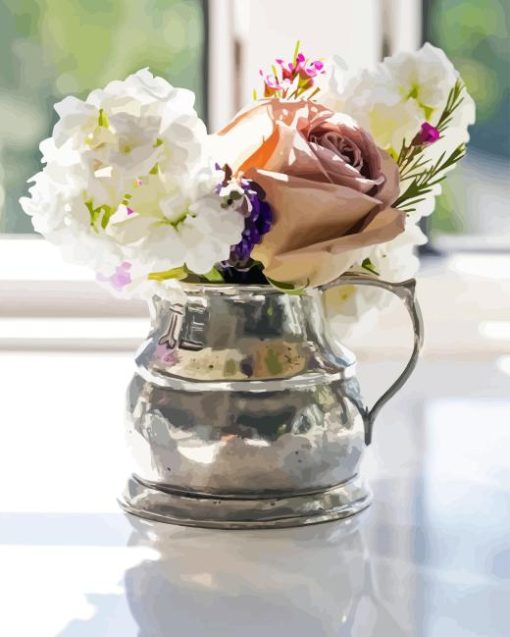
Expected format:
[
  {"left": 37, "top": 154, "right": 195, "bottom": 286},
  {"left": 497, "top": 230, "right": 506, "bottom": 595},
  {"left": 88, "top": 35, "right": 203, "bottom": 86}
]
[
  {"left": 448, "top": 255, "right": 510, "bottom": 280},
  {"left": 0, "top": 318, "right": 148, "bottom": 340},
  {"left": 479, "top": 321, "right": 510, "bottom": 340},
  {"left": 0, "top": 239, "right": 93, "bottom": 281},
  {"left": 496, "top": 356, "right": 510, "bottom": 376}
]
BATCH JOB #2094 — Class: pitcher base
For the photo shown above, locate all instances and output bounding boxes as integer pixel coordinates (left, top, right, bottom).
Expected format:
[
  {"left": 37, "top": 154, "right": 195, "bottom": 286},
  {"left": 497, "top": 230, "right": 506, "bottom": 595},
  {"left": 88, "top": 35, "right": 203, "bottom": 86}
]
[{"left": 118, "top": 476, "right": 372, "bottom": 529}]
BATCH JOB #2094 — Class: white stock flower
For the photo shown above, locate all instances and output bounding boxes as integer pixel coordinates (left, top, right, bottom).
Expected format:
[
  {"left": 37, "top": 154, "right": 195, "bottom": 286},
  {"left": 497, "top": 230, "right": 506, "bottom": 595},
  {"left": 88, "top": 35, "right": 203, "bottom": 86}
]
[
  {"left": 323, "top": 43, "right": 461, "bottom": 155},
  {"left": 20, "top": 69, "right": 244, "bottom": 297},
  {"left": 325, "top": 221, "right": 427, "bottom": 338},
  {"left": 20, "top": 170, "right": 68, "bottom": 235},
  {"left": 366, "top": 221, "right": 428, "bottom": 281},
  {"left": 324, "top": 64, "right": 422, "bottom": 152},
  {"left": 384, "top": 43, "right": 457, "bottom": 113}
]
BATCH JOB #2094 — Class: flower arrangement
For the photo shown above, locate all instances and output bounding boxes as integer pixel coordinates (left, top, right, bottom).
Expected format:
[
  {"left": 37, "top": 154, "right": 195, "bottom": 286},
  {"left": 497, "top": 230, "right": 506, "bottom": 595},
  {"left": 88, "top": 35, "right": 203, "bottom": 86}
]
[{"left": 20, "top": 42, "right": 474, "bottom": 324}]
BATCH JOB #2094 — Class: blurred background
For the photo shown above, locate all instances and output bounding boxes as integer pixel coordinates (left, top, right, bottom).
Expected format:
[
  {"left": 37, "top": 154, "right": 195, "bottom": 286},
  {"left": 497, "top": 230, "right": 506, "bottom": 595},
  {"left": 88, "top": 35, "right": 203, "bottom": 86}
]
[
  {"left": 0, "top": 3, "right": 509, "bottom": 635},
  {"left": 425, "top": 0, "right": 510, "bottom": 247}
]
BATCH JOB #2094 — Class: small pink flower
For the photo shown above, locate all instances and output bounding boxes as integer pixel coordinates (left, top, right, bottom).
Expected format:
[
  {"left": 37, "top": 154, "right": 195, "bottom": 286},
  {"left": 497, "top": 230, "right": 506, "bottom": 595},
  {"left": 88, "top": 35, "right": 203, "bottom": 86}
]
[
  {"left": 280, "top": 63, "right": 294, "bottom": 81},
  {"left": 110, "top": 262, "right": 132, "bottom": 290},
  {"left": 261, "top": 72, "right": 285, "bottom": 97},
  {"left": 97, "top": 261, "right": 132, "bottom": 291},
  {"left": 257, "top": 45, "right": 325, "bottom": 99},
  {"left": 303, "top": 66, "right": 318, "bottom": 78},
  {"left": 416, "top": 122, "right": 440, "bottom": 145}
]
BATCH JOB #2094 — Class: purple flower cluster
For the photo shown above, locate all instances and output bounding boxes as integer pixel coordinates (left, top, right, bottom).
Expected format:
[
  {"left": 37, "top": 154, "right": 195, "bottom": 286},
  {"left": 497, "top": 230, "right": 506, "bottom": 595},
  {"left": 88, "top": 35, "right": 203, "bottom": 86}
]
[{"left": 227, "top": 179, "right": 272, "bottom": 267}]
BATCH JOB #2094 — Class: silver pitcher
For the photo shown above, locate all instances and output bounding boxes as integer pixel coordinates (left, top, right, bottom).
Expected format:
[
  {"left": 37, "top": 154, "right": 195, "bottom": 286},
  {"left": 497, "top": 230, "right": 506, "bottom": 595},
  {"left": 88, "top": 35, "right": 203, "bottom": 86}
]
[{"left": 120, "top": 274, "right": 423, "bottom": 529}]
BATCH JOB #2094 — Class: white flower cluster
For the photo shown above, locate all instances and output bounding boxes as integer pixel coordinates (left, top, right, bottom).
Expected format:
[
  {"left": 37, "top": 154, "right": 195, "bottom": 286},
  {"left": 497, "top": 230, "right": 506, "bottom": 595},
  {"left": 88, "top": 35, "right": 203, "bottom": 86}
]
[
  {"left": 322, "top": 44, "right": 475, "bottom": 334},
  {"left": 324, "top": 220, "right": 428, "bottom": 337},
  {"left": 324, "top": 44, "right": 474, "bottom": 157},
  {"left": 20, "top": 69, "right": 244, "bottom": 296}
]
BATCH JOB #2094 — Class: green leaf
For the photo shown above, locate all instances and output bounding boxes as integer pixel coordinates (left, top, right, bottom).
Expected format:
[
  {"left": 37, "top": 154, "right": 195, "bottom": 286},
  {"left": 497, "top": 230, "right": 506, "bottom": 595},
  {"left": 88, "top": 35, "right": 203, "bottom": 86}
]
[
  {"left": 85, "top": 199, "right": 99, "bottom": 230},
  {"left": 100, "top": 206, "right": 115, "bottom": 230},
  {"left": 97, "top": 108, "right": 109, "bottom": 128},
  {"left": 148, "top": 266, "right": 188, "bottom": 281},
  {"left": 201, "top": 267, "right": 224, "bottom": 283},
  {"left": 293, "top": 39, "right": 301, "bottom": 64},
  {"left": 394, "top": 143, "right": 466, "bottom": 211},
  {"left": 396, "top": 79, "right": 468, "bottom": 191},
  {"left": 436, "top": 80, "right": 465, "bottom": 133},
  {"left": 267, "top": 277, "right": 309, "bottom": 295},
  {"left": 85, "top": 199, "right": 114, "bottom": 231},
  {"left": 422, "top": 105, "right": 434, "bottom": 121},
  {"left": 361, "top": 258, "right": 380, "bottom": 276}
]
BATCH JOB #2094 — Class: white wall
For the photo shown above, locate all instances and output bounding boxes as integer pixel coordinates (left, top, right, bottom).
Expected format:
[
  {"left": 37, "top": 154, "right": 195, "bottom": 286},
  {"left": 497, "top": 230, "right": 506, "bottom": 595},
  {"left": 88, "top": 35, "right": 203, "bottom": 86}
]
[{"left": 208, "top": 0, "right": 422, "bottom": 131}]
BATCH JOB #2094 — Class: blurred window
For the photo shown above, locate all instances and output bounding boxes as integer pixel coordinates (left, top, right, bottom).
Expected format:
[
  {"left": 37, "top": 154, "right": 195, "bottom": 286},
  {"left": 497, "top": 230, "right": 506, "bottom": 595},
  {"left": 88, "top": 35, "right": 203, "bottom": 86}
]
[
  {"left": 424, "top": 0, "right": 510, "bottom": 250},
  {"left": 0, "top": 0, "right": 207, "bottom": 233}
]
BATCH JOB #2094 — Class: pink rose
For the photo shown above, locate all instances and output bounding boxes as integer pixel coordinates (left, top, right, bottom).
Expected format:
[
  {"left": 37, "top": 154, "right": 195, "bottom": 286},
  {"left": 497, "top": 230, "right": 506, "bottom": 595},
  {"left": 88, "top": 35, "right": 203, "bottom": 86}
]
[{"left": 214, "top": 100, "right": 404, "bottom": 286}]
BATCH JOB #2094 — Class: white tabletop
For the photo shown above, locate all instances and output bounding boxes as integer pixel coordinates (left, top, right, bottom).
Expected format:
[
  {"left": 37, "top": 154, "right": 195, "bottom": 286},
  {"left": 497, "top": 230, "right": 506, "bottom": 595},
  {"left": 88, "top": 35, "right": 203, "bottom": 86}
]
[{"left": 1, "top": 350, "right": 509, "bottom": 637}]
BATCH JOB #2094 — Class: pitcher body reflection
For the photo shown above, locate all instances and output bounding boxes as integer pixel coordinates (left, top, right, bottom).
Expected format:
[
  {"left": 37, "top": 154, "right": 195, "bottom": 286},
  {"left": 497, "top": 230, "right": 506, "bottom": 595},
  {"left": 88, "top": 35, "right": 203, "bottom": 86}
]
[{"left": 124, "top": 514, "right": 408, "bottom": 636}]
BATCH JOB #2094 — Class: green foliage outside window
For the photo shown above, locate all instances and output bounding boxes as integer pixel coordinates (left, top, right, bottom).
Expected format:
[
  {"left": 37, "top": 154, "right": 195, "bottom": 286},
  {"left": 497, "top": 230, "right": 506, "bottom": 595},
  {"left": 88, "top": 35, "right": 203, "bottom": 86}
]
[
  {"left": 427, "top": 0, "right": 510, "bottom": 237},
  {"left": 0, "top": 0, "right": 206, "bottom": 232}
]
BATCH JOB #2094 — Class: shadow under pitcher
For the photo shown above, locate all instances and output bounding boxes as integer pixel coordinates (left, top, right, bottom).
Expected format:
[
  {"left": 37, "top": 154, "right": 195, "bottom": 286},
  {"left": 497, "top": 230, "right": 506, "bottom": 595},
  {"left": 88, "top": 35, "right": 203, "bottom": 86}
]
[{"left": 119, "top": 273, "right": 424, "bottom": 529}]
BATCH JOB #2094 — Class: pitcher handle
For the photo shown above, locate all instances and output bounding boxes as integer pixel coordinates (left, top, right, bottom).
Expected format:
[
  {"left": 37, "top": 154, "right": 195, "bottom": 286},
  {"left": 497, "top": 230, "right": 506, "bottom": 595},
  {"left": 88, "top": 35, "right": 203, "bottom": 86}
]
[{"left": 320, "top": 273, "right": 424, "bottom": 445}]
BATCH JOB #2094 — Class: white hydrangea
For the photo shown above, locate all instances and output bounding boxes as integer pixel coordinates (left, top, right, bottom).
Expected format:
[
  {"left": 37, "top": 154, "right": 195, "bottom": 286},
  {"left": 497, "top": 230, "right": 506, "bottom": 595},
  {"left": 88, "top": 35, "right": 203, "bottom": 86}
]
[
  {"left": 20, "top": 69, "right": 244, "bottom": 297},
  {"left": 324, "top": 62, "right": 421, "bottom": 153},
  {"left": 323, "top": 43, "right": 465, "bottom": 156},
  {"left": 384, "top": 43, "right": 457, "bottom": 113}
]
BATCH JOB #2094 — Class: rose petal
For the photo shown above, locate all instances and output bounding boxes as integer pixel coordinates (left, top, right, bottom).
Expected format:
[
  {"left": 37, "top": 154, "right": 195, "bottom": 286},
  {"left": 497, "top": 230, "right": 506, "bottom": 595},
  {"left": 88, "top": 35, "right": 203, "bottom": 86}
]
[
  {"left": 257, "top": 207, "right": 405, "bottom": 287},
  {"left": 213, "top": 101, "right": 275, "bottom": 171},
  {"left": 373, "top": 148, "right": 400, "bottom": 208},
  {"left": 248, "top": 169, "right": 385, "bottom": 255}
]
